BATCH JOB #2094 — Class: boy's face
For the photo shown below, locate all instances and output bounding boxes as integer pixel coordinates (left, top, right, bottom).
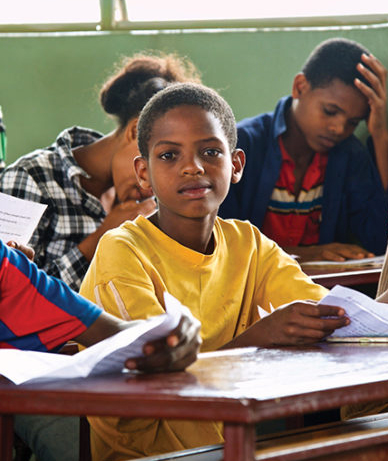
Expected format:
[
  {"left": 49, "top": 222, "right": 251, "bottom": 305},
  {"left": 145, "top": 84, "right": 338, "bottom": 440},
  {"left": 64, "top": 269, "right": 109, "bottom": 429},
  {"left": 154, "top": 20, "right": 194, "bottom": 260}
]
[
  {"left": 135, "top": 105, "right": 244, "bottom": 221},
  {"left": 291, "top": 74, "right": 369, "bottom": 153}
]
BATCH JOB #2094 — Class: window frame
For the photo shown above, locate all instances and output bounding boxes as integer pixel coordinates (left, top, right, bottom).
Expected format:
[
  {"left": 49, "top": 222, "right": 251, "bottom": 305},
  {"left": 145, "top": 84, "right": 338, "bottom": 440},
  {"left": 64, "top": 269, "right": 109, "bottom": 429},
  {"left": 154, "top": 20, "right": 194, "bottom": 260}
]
[{"left": 0, "top": 0, "right": 387, "bottom": 32}]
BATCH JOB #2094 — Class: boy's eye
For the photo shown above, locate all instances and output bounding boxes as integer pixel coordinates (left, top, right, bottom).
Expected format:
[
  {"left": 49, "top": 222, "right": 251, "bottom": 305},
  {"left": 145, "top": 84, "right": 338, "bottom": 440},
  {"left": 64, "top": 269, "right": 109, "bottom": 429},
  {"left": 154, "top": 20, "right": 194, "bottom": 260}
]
[
  {"left": 203, "top": 148, "right": 221, "bottom": 157},
  {"left": 159, "top": 152, "right": 175, "bottom": 160},
  {"left": 323, "top": 107, "right": 337, "bottom": 116}
]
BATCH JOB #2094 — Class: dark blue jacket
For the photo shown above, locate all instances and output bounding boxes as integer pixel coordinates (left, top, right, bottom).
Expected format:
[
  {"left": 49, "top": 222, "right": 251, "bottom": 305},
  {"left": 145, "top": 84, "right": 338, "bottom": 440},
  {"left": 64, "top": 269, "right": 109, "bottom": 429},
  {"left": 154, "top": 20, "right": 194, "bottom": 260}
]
[{"left": 219, "top": 96, "right": 388, "bottom": 255}]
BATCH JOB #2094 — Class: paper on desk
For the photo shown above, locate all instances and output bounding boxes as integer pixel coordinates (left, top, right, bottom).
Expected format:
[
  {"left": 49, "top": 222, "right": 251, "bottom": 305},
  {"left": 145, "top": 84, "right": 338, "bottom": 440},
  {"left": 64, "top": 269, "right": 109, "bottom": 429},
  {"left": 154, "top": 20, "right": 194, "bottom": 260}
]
[
  {"left": 0, "top": 192, "right": 47, "bottom": 245},
  {"left": 257, "top": 303, "right": 275, "bottom": 319},
  {"left": 318, "top": 285, "right": 388, "bottom": 338},
  {"left": 300, "top": 255, "right": 385, "bottom": 269},
  {"left": 0, "top": 292, "right": 190, "bottom": 385}
]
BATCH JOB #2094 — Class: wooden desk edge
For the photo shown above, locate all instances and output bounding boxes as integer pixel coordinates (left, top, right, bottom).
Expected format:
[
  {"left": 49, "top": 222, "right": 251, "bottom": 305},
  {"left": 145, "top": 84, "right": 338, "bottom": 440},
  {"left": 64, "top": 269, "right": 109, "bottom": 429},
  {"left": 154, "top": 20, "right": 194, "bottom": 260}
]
[{"left": 309, "top": 268, "right": 381, "bottom": 288}]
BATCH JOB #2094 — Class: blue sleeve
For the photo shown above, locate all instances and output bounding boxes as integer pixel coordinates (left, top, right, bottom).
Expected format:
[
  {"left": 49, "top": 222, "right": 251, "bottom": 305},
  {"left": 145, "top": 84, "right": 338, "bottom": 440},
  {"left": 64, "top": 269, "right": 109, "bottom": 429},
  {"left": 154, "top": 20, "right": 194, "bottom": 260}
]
[{"left": 0, "top": 240, "right": 102, "bottom": 351}]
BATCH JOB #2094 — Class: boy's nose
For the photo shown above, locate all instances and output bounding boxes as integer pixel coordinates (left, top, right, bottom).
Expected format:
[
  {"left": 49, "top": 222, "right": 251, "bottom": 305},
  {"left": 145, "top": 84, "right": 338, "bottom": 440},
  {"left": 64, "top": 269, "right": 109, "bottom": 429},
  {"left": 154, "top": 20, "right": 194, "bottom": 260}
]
[
  {"left": 328, "top": 119, "right": 346, "bottom": 137},
  {"left": 182, "top": 156, "right": 205, "bottom": 175}
]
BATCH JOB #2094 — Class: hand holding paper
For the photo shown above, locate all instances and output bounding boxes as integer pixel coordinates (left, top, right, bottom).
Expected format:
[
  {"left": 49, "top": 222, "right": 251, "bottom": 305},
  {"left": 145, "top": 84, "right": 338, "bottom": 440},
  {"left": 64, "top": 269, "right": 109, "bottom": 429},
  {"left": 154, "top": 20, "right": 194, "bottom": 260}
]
[
  {"left": 0, "top": 192, "right": 47, "bottom": 245},
  {"left": 0, "top": 292, "right": 200, "bottom": 385},
  {"left": 318, "top": 285, "right": 388, "bottom": 339}
]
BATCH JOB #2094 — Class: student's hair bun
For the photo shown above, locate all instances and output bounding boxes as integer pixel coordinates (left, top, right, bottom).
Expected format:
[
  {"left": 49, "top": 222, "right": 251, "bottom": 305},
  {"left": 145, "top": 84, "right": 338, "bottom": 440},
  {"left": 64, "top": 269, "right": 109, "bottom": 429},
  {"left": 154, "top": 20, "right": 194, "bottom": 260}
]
[{"left": 99, "top": 52, "right": 201, "bottom": 129}]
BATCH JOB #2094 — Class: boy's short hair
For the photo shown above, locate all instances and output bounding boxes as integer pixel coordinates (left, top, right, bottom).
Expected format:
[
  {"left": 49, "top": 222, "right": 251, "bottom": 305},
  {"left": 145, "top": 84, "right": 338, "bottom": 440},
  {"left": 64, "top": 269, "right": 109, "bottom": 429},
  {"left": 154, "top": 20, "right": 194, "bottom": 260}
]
[
  {"left": 302, "top": 38, "right": 372, "bottom": 89},
  {"left": 137, "top": 82, "right": 237, "bottom": 158}
]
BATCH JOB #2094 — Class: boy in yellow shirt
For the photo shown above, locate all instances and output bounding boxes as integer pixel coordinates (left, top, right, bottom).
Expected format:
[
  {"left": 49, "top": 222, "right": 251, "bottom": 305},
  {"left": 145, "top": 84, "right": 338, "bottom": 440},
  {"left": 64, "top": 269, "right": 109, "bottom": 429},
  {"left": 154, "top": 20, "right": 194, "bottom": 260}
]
[{"left": 80, "top": 82, "right": 349, "bottom": 460}]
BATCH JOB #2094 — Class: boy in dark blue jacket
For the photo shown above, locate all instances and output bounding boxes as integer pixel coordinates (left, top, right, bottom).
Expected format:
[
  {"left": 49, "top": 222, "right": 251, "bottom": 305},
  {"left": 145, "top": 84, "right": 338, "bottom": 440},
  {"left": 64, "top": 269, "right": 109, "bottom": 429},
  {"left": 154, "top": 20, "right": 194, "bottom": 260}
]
[{"left": 220, "top": 38, "right": 388, "bottom": 262}]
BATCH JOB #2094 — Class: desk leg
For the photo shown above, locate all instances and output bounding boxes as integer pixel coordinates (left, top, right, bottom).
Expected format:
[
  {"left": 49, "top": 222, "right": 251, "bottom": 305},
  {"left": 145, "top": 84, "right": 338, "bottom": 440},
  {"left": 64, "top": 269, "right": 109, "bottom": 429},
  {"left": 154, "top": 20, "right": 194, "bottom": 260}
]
[
  {"left": 223, "top": 422, "right": 255, "bottom": 461},
  {"left": 0, "top": 414, "right": 14, "bottom": 461}
]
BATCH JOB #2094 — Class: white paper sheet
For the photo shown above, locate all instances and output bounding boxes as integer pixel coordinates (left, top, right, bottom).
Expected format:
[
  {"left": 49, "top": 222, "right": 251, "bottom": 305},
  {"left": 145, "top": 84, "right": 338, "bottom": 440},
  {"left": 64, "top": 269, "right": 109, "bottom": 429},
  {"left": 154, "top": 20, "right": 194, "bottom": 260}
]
[
  {"left": 0, "top": 292, "right": 192, "bottom": 384},
  {"left": 300, "top": 255, "right": 385, "bottom": 269},
  {"left": 318, "top": 285, "right": 388, "bottom": 338},
  {"left": 0, "top": 192, "right": 47, "bottom": 245},
  {"left": 257, "top": 302, "right": 275, "bottom": 319}
]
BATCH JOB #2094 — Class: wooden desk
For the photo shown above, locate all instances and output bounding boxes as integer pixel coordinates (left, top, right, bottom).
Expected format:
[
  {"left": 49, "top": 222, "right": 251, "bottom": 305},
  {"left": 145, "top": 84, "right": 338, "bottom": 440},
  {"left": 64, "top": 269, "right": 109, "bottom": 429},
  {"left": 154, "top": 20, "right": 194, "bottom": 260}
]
[
  {"left": 2, "top": 344, "right": 388, "bottom": 461},
  {"left": 306, "top": 267, "right": 381, "bottom": 289}
]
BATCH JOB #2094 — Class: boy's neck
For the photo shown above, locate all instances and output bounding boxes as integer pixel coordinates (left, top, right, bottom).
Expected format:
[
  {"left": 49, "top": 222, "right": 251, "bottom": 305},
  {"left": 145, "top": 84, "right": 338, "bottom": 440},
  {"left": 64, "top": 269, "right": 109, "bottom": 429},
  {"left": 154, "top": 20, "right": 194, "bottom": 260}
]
[
  {"left": 282, "top": 107, "right": 317, "bottom": 198},
  {"left": 149, "top": 211, "right": 216, "bottom": 255},
  {"left": 283, "top": 106, "right": 315, "bottom": 165}
]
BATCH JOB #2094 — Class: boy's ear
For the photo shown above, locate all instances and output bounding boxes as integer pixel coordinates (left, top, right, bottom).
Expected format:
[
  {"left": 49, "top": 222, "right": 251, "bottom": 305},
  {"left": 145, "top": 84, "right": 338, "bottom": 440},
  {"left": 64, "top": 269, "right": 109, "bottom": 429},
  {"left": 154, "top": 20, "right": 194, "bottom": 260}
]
[
  {"left": 231, "top": 149, "right": 245, "bottom": 184},
  {"left": 134, "top": 155, "right": 151, "bottom": 190},
  {"left": 125, "top": 117, "right": 138, "bottom": 143},
  {"left": 292, "top": 73, "right": 311, "bottom": 99}
]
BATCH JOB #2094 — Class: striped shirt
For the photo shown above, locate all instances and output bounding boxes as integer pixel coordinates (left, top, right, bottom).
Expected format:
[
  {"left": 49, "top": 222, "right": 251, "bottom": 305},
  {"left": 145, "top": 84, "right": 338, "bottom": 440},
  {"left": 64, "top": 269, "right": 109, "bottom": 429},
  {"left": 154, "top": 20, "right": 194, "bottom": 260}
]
[
  {"left": 262, "top": 137, "right": 328, "bottom": 247},
  {"left": 0, "top": 239, "right": 101, "bottom": 351}
]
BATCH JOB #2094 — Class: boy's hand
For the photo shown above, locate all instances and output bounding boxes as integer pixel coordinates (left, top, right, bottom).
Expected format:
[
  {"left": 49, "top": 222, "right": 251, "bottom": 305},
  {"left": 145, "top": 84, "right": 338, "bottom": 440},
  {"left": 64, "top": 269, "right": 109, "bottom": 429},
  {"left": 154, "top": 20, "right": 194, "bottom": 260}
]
[
  {"left": 256, "top": 301, "right": 349, "bottom": 346},
  {"left": 125, "top": 313, "right": 202, "bottom": 373},
  {"left": 78, "top": 197, "right": 156, "bottom": 262},
  {"left": 102, "top": 197, "right": 157, "bottom": 231},
  {"left": 355, "top": 53, "right": 388, "bottom": 190},
  {"left": 355, "top": 53, "right": 387, "bottom": 139},
  {"left": 7, "top": 241, "right": 35, "bottom": 261},
  {"left": 220, "top": 302, "right": 349, "bottom": 349},
  {"left": 285, "top": 242, "right": 373, "bottom": 263}
]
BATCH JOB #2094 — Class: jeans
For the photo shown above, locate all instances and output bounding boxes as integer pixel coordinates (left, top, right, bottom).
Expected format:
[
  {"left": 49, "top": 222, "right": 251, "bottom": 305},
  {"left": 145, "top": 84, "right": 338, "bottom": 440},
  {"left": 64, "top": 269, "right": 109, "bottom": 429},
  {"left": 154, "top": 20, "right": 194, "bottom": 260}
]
[{"left": 14, "top": 415, "right": 79, "bottom": 461}]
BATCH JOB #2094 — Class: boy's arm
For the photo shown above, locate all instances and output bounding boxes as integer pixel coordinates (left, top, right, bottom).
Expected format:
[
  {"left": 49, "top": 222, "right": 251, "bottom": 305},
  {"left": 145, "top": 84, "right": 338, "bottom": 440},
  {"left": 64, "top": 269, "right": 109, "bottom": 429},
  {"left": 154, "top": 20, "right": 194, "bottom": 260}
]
[
  {"left": 223, "top": 231, "right": 348, "bottom": 348},
  {"left": 1, "top": 240, "right": 201, "bottom": 371},
  {"left": 221, "top": 301, "right": 349, "bottom": 348},
  {"left": 355, "top": 53, "right": 388, "bottom": 190},
  {"left": 75, "top": 311, "right": 201, "bottom": 373},
  {"left": 284, "top": 242, "right": 374, "bottom": 263}
]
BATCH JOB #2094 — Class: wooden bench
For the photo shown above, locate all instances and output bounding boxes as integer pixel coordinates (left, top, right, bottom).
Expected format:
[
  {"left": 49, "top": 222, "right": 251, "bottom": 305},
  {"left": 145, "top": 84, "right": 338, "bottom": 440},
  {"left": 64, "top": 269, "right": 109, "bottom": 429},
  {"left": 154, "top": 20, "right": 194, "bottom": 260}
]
[{"left": 137, "top": 414, "right": 388, "bottom": 461}]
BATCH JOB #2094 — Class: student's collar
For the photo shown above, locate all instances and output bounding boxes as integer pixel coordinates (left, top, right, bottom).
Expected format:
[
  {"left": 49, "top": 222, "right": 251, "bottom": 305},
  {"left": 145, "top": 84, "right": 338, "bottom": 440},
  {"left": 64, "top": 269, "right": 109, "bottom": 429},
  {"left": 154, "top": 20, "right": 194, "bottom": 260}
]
[{"left": 273, "top": 96, "right": 292, "bottom": 139}]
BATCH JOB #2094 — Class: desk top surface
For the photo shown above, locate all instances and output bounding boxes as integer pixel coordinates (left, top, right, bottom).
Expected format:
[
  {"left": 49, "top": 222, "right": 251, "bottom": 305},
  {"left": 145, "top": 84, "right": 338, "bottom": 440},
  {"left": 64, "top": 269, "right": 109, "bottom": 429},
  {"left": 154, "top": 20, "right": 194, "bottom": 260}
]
[
  {"left": 2, "top": 343, "right": 388, "bottom": 422},
  {"left": 306, "top": 267, "right": 381, "bottom": 288}
]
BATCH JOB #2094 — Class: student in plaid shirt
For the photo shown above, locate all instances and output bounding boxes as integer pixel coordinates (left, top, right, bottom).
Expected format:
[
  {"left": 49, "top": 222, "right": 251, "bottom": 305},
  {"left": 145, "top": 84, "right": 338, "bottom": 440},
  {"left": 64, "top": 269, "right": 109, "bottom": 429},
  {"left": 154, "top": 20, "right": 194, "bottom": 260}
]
[{"left": 0, "top": 52, "right": 201, "bottom": 291}]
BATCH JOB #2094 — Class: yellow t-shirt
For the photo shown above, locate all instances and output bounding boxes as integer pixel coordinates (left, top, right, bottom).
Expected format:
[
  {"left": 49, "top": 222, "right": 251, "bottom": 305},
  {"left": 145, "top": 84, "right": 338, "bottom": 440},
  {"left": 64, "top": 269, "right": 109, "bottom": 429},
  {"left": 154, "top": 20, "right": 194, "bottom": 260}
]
[{"left": 80, "top": 216, "right": 327, "bottom": 460}]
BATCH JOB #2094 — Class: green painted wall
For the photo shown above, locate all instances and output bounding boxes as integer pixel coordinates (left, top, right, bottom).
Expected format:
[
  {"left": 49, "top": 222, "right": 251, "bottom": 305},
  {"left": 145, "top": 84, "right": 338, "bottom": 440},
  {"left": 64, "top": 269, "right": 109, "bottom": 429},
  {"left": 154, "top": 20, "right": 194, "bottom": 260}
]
[{"left": 0, "top": 24, "right": 387, "bottom": 163}]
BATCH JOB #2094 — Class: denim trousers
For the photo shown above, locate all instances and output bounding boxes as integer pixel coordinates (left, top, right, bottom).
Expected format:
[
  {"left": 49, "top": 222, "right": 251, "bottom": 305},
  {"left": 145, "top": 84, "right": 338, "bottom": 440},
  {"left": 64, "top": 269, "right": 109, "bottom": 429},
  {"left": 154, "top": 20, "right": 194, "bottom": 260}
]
[{"left": 14, "top": 414, "right": 79, "bottom": 461}]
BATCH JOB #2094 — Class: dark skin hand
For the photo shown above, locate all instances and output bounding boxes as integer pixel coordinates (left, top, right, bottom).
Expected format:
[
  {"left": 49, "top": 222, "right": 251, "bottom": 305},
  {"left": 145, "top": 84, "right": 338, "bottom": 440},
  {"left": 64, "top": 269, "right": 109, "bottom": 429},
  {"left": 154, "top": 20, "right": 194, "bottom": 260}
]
[
  {"left": 126, "top": 314, "right": 202, "bottom": 373},
  {"left": 355, "top": 53, "right": 388, "bottom": 191},
  {"left": 221, "top": 301, "right": 349, "bottom": 349},
  {"left": 285, "top": 242, "right": 374, "bottom": 263},
  {"left": 76, "top": 311, "right": 202, "bottom": 373},
  {"left": 7, "top": 241, "right": 35, "bottom": 261},
  {"left": 78, "top": 197, "right": 156, "bottom": 262}
]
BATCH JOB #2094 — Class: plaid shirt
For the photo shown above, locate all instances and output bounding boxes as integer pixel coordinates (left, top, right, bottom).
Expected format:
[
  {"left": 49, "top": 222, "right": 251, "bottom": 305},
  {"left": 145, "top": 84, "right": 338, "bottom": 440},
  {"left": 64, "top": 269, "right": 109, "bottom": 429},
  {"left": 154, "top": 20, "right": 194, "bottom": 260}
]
[{"left": 0, "top": 126, "right": 105, "bottom": 291}]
